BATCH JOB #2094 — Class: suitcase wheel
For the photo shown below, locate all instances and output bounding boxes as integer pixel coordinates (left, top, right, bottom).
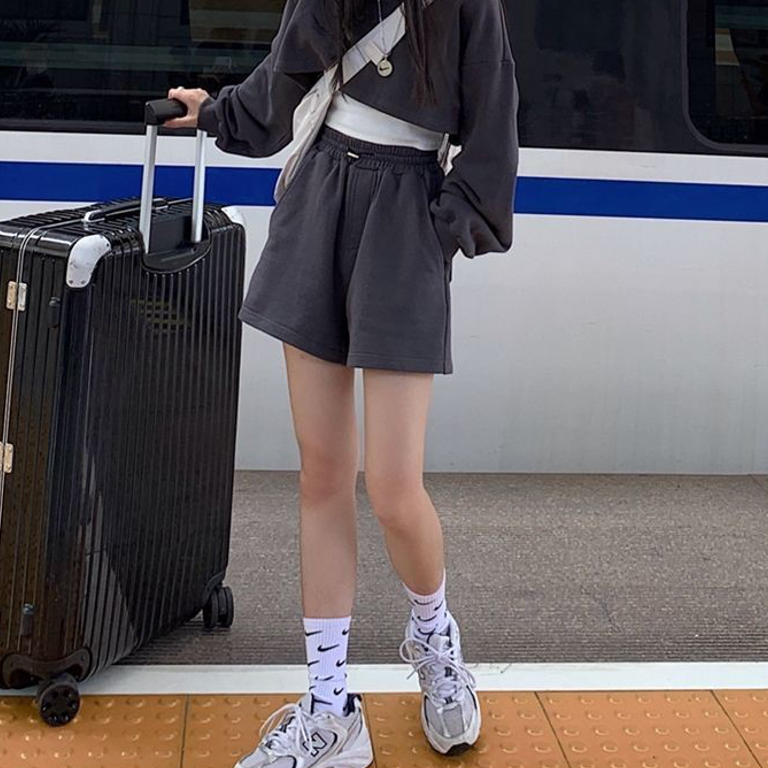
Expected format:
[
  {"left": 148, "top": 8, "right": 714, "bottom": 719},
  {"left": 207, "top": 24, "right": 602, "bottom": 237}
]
[
  {"left": 203, "top": 588, "right": 220, "bottom": 629},
  {"left": 203, "top": 584, "right": 235, "bottom": 630},
  {"left": 220, "top": 585, "right": 235, "bottom": 629},
  {"left": 35, "top": 673, "right": 80, "bottom": 727}
]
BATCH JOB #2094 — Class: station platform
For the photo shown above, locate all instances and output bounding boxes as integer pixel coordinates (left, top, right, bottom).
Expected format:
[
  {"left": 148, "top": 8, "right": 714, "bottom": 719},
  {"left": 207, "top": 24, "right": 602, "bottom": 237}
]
[
  {"left": 3, "top": 471, "right": 767, "bottom": 766},
  {"left": 3, "top": 663, "right": 768, "bottom": 767}
]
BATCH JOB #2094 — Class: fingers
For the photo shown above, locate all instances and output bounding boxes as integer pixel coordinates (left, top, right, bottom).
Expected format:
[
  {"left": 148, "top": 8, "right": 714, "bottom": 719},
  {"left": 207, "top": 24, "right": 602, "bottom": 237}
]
[
  {"left": 165, "top": 87, "right": 192, "bottom": 128},
  {"left": 167, "top": 87, "right": 193, "bottom": 115},
  {"left": 163, "top": 87, "right": 209, "bottom": 129},
  {"left": 163, "top": 117, "right": 195, "bottom": 129},
  {"left": 167, "top": 87, "right": 205, "bottom": 102}
]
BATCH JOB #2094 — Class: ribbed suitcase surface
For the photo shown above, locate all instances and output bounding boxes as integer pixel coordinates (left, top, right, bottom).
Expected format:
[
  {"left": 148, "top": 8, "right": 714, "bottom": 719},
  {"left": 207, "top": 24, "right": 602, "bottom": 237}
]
[{"left": 0, "top": 200, "right": 245, "bottom": 700}]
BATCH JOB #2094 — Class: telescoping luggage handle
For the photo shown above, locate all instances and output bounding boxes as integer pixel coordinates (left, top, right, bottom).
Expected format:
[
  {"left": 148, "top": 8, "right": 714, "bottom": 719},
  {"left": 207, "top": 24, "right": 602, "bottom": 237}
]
[{"left": 140, "top": 98, "right": 207, "bottom": 250}]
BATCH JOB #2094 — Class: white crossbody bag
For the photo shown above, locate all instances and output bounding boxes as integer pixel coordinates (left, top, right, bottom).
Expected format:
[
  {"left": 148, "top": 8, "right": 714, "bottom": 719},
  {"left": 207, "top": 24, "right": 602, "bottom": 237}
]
[{"left": 274, "top": 0, "right": 459, "bottom": 202}]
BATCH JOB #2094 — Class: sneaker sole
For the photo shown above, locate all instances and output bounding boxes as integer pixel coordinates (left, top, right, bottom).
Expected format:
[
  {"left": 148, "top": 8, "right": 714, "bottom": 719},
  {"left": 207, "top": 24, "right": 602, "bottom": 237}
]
[
  {"left": 234, "top": 711, "right": 374, "bottom": 768},
  {"left": 234, "top": 743, "right": 373, "bottom": 768}
]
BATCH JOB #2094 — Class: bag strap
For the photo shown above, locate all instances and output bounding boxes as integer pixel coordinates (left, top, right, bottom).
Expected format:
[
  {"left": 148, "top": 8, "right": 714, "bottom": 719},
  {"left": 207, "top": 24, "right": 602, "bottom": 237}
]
[
  {"left": 339, "top": 4, "right": 405, "bottom": 84},
  {"left": 337, "top": 0, "right": 437, "bottom": 85}
]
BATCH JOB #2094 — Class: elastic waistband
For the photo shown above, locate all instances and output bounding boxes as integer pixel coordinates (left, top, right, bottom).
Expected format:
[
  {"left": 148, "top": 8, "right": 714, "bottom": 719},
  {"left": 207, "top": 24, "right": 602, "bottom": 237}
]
[{"left": 316, "top": 124, "right": 440, "bottom": 165}]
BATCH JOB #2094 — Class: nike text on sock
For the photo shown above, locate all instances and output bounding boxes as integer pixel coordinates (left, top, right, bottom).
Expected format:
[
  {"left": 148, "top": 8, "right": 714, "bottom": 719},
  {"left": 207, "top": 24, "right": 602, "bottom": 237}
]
[
  {"left": 402, "top": 569, "right": 450, "bottom": 636},
  {"left": 303, "top": 615, "right": 351, "bottom": 716}
]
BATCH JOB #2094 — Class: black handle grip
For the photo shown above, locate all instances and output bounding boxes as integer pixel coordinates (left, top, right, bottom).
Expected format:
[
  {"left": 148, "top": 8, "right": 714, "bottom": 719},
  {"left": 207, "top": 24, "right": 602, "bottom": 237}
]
[{"left": 145, "top": 98, "right": 187, "bottom": 126}]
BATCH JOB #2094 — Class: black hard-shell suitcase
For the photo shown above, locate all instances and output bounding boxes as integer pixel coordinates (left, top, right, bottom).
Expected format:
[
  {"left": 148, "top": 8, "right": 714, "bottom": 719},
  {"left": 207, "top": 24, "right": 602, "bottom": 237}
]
[{"left": 0, "top": 100, "right": 246, "bottom": 726}]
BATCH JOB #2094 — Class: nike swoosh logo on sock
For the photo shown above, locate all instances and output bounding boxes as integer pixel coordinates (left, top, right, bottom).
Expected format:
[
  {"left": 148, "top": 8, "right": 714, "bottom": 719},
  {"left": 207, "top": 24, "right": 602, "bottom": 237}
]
[
  {"left": 336, "top": 659, "right": 347, "bottom": 667},
  {"left": 304, "top": 630, "right": 322, "bottom": 636},
  {"left": 342, "top": 628, "right": 349, "bottom": 635},
  {"left": 334, "top": 687, "right": 344, "bottom": 695},
  {"left": 308, "top": 660, "right": 320, "bottom": 666},
  {"left": 318, "top": 644, "right": 340, "bottom": 653}
]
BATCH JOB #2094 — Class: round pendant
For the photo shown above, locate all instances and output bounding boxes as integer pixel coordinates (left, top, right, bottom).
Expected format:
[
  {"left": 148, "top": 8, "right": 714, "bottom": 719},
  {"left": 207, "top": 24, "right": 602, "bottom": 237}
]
[{"left": 377, "top": 57, "right": 393, "bottom": 77}]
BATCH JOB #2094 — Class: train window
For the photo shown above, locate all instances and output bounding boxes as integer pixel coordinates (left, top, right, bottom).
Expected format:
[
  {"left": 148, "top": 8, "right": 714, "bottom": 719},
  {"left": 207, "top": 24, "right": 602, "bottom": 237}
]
[
  {"left": 0, "top": 0, "right": 282, "bottom": 133},
  {"left": 687, "top": 0, "right": 768, "bottom": 146}
]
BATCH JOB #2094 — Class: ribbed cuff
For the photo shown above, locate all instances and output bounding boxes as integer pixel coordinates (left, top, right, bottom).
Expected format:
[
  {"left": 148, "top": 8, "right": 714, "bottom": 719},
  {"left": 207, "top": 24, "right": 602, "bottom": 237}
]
[
  {"left": 302, "top": 616, "right": 351, "bottom": 682},
  {"left": 196, "top": 96, "right": 219, "bottom": 136}
]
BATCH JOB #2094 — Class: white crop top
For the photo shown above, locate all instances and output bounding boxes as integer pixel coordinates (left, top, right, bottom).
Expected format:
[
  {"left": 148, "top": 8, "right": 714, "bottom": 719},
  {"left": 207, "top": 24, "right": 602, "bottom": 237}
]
[{"left": 323, "top": 91, "right": 444, "bottom": 150}]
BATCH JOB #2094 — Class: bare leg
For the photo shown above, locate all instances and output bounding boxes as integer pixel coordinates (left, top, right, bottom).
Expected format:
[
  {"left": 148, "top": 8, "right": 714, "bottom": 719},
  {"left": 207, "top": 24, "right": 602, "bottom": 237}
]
[
  {"left": 362, "top": 369, "right": 445, "bottom": 595},
  {"left": 362, "top": 374, "right": 478, "bottom": 755},
  {"left": 283, "top": 343, "right": 359, "bottom": 618}
]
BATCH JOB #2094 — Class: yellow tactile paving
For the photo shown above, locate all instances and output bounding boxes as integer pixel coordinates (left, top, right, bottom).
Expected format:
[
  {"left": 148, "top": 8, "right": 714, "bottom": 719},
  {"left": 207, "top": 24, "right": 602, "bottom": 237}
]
[
  {"left": 1, "top": 691, "right": 767, "bottom": 768},
  {"left": 183, "top": 694, "right": 299, "bottom": 768},
  {"left": 538, "top": 690, "right": 760, "bottom": 768},
  {"left": 364, "top": 691, "right": 569, "bottom": 768},
  {"left": 0, "top": 695, "right": 184, "bottom": 768},
  {"left": 715, "top": 691, "right": 768, "bottom": 767}
]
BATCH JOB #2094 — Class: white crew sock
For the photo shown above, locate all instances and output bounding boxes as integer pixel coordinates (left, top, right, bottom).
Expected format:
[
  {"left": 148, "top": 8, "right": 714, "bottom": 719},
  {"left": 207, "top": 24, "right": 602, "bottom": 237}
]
[
  {"left": 402, "top": 569, "right": 450, "bottom": 637},
  {"left": 302, "top": 616, "right": 350, "bottom": 717}
]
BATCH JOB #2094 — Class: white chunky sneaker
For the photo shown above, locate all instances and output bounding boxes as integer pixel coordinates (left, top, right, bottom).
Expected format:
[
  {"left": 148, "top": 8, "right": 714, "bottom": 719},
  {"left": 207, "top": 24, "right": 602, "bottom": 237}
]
[
  {"left": 234, "top": 690, "right": 374, "bottom": 768},
  {"left": 399, "top": 610, "right": 481, "bottom": 755}
]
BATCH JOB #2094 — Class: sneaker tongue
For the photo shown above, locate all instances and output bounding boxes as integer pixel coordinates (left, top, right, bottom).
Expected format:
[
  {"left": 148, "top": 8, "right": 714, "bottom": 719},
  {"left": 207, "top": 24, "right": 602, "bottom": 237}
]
[
  {"left": 426, "top": 631, "right": 457, "bottom": 681},
  {"left": 428, "top": 632, "right": 451, "bottom": 652}
]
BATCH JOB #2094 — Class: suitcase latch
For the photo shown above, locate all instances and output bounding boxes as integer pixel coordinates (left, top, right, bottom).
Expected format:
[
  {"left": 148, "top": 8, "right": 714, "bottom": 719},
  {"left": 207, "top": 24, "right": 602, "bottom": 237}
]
[
  {"left": 0, "top": 442, "right": 13, "bottom": 473},
  {"left": 6, "top": 281, "right": 27, "bottom": 312}
]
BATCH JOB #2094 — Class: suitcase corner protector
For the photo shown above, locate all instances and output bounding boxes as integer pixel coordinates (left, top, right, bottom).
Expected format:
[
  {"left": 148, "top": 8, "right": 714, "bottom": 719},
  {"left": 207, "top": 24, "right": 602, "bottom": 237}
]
[
  {"left": 221, "top": 206, "right": 246, "bottom": 230},
  {"left": 66, "top": 235, "right": 112, "bottom": 289}
]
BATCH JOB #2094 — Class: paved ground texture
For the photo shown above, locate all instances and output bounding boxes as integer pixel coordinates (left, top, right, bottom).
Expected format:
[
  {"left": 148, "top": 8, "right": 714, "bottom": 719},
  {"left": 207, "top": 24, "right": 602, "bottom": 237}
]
[
  {"left": 4, "top": 689, "right": 768, "bottom": 768},
  {"left": 122, "top": 471, "right": 768, "bottom": 666}
]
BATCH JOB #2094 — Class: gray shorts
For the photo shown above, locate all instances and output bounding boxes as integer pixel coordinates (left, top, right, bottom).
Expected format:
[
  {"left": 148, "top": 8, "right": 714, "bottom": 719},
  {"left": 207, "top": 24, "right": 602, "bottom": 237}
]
[{"left": 238, "top": 124, "right": 454, "bottom": 374}]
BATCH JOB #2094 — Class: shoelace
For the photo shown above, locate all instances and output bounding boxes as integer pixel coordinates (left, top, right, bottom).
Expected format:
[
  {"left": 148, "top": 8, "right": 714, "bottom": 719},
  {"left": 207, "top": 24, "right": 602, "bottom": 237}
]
[
  {"left": 257, "top": 701, "right": 322, "bottom": 758},
  {"left": 398, "top": 637, "right": 478, "bottom": 704}
]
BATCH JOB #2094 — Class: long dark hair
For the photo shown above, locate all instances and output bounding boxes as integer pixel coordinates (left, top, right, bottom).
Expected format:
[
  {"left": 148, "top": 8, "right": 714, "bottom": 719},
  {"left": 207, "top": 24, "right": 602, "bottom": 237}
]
[{"left": 327, "top": 0, "right": 436, "bottom": 106}]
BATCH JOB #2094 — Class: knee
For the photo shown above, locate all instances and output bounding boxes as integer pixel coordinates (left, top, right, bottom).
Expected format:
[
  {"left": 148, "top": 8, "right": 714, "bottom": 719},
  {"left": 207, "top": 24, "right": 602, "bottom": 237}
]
[
  {"left": 365, "top": 470, "right": 425, "bottom": 534},
  {"left": 298, "top": 446, "right": 358, "bottom": 506}
]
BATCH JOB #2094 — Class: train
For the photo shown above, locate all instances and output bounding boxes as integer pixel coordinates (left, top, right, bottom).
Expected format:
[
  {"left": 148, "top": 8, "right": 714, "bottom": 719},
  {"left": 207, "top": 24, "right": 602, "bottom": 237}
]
[{"left": 1, "top": 0, "right": 767, "bottom": 473}]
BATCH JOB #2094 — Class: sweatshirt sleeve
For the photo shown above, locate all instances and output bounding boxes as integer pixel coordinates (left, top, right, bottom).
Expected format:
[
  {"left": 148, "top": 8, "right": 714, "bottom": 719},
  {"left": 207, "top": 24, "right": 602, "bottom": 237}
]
[
  {"left": 197, "top": 53, "right": 319, "bottom": 158},
  {"left": 428, "top": 4, "right": 520, "bottom": 260}
]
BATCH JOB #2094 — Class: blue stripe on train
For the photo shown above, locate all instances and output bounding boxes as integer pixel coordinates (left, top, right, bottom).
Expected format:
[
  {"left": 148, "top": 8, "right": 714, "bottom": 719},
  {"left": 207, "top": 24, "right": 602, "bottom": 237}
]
[
  {"left": 1, "top": 161, "right": 768, "bottom": 222},
  {"left": 0, "top": 162, "right": 280, "bottom": 207}
]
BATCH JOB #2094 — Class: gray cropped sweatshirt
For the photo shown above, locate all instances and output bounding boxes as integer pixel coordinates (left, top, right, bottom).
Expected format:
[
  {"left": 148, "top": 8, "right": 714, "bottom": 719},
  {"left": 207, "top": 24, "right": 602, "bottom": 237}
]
[{"left": 197, "top": 0, "right": 520, "bottom": 261}]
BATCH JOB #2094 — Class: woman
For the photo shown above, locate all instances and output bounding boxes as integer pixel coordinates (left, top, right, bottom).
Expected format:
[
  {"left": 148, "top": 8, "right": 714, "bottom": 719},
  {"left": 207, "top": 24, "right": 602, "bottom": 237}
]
[{"left": 166, "top": 0, "right": 518, "bottom": 764}]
